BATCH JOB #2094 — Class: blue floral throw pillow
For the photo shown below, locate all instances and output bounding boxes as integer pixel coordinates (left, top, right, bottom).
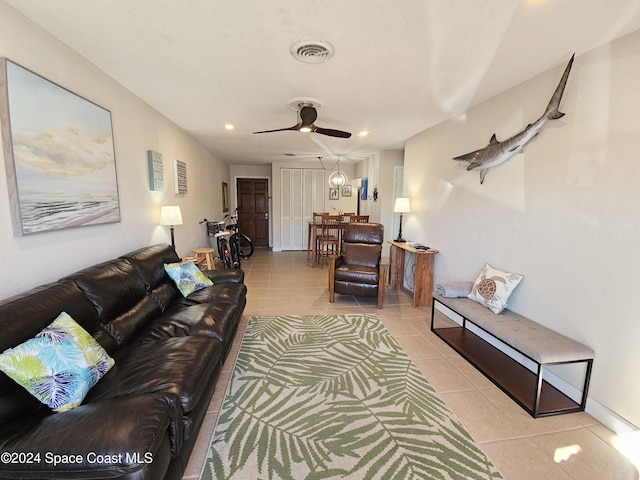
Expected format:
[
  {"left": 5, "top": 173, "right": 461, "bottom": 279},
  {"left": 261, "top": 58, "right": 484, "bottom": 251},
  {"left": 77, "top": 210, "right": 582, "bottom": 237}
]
[
  {"left": 0, "top": 311, "right": 115, "bottom": 413},
  {"left": 164, "top": 261, "right": 213, "bottom": 297}
]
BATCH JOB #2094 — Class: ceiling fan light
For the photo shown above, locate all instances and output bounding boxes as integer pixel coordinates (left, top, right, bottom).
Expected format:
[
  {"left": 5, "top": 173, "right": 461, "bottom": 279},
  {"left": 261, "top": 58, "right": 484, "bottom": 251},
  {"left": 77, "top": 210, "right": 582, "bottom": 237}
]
[{"left": 299, "top": 126, "right": 312, "bottom": 133}]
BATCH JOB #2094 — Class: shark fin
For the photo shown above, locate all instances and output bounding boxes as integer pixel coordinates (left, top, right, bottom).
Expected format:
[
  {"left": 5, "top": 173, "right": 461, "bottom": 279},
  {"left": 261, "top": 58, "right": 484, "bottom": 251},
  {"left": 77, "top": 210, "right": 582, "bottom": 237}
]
[
  {"left": 467, "top": 162, "right": 480, "bottom": 171},
  {"left": 489, "top": 134, "right": 498, "bottom": 145},
  {"left": 480, "top": 169, "right": 488, "bottom": 184},
  {"left": 544, "top": 54, "right": 574, "bottom": 120}
]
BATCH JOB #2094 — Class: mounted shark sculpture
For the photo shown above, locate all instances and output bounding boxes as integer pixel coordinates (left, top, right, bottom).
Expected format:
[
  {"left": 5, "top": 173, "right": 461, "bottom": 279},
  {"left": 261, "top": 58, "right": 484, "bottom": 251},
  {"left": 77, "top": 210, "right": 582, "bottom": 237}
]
[{"left": 454, "top": 54, "right": 575, "bottom": 184}]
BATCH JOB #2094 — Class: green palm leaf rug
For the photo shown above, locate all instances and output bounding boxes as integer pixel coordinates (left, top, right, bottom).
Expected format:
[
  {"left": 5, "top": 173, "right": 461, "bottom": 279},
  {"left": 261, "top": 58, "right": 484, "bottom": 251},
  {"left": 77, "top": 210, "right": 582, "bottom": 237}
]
[{"left": 201, "top": 314, "right": 503, "bottom": 480}]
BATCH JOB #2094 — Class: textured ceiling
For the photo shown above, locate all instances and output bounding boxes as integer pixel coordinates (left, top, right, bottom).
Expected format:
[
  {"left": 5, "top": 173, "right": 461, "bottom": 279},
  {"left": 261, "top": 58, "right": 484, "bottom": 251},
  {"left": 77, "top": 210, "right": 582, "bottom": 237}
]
[{"left": 5, "top": 0, "right": 640, "bottom": 165}]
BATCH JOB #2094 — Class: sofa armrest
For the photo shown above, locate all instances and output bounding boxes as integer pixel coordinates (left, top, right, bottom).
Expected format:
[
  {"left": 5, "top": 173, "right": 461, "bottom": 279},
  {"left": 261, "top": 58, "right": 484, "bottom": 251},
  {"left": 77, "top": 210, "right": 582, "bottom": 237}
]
[
  {"left": 203, "top": 268, "right": 245, "bottom": 284},
  {"left": 0, "top": 393, "right": 181, "bottom": 479}
]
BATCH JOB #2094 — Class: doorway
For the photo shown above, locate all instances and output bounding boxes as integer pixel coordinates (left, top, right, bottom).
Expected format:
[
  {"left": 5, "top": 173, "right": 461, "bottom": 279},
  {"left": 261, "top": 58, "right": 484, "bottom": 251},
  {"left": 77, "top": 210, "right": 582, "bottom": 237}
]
[{"left": 236, "top": 178, "right": 269, "bottom": 248}]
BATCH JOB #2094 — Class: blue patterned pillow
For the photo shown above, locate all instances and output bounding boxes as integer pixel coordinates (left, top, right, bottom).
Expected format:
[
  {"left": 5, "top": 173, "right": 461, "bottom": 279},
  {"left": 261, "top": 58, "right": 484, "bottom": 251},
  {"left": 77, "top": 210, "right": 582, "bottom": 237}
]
[
  {"left": 0, "top": 312, "right": 115, "bottom": 412},
  {"left": 164, "top": 261, "right": 213, "bottom": 297}
]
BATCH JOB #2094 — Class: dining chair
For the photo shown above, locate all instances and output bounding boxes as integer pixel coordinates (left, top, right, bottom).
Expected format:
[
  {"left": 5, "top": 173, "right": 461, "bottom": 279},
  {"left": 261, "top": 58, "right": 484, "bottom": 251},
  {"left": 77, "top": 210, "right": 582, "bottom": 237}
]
[
  {"left": 349, "top": 215, "right": 369, "bottom": 223},
  {"left": 317, "top": 214, "right": 342, "bottom": 268},
  {"left": 310, "top": 212, "right": 328, "bottom": 257}
]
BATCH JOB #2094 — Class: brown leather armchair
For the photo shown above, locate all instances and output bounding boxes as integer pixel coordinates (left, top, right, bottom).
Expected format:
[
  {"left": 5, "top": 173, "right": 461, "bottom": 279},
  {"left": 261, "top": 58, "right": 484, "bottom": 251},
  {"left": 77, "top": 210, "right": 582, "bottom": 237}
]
[{"left": 328, "top": 222, "right": 388, "bottom": 308}]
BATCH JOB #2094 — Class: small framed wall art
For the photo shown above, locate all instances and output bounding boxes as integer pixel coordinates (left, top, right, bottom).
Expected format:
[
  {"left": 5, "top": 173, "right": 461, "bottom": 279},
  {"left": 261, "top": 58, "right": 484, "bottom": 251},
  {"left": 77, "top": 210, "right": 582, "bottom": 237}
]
[
  {"left": 147, "top": 150, "right": 164, "bottom": 191},
  {"left": 329, "top": 188, "right": 339, "bottom": 200},
  {"left": 342, "top": 185, "right": 352, "bottom": 197},
  {"left": 222, "top": 181, "right": 229, "bottom": 212},
  {"left": 360, "top": 177, "right": 368, "bottom": 200},
  {"left": 174, "top": 160, "right": 187, "bottom": 194}
]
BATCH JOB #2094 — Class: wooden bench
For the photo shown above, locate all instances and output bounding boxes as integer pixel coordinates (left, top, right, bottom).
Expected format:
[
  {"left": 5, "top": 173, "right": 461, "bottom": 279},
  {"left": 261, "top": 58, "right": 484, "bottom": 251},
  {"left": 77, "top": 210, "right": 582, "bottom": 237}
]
[{"left": 431, "top": 293, "right": 594, "bottom": 418}]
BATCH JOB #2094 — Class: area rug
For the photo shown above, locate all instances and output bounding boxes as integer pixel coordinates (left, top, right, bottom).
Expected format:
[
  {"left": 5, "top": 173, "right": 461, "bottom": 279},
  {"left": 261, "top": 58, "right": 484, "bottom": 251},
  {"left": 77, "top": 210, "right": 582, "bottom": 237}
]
[{"left": 200, "top": 314, "right": 503, "bottom": 480}]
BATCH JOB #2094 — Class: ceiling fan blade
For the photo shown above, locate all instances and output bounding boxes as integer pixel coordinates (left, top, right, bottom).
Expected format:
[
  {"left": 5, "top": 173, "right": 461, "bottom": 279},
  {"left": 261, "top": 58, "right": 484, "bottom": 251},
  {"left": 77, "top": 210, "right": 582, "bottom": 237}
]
[
  {"left": 253, "top": 125, "right": 300, "bottom": 134},
  {"left": 313, "top": 126, "right": 352, "bottom": 138}
]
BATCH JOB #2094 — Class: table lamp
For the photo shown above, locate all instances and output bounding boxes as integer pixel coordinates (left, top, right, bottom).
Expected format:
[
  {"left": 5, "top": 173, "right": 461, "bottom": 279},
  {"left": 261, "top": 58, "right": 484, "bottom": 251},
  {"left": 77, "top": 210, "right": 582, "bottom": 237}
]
[
  {"left": 160, "top": 205, "right": 183, "bottom": 248},
  {"left": 393, "top": 197, "right": 410, "bottom": 242}
]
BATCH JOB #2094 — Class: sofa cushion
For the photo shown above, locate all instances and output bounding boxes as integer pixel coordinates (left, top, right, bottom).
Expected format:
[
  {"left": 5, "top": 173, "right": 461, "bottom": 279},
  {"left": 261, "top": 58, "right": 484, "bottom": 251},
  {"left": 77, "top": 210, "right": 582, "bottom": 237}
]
[
  {"left": 137, "top": 302, "right": 242, "bottom": 343},
  {"left": 102, "top": 295, "right": 163, "bottom": 347},
  {"left": 180, "top": 282, "right": 248, "bottom": 306},
  {"left": 334, "top": 264, "right": 379, "bottom": 285},
  {"left": 164, "top": 261, "right": 213, "bottom": 297},
  {"left": 123, "top": 243, "right": 181, "bottom": 290},
  {"left": 85, "top": 336, "right": 223, "bottom": 414},
  {"left": 0, "top": 280, "right": 102, "bottom": 423},
  {"left": 0, "top": 280, "right": 100, "bottom": 353},
  {"left": 63, "top": 259, "right": 148, "bottom": 322},
  {"left": 0, "top": 312, "right": 114, "bottom": 412},
  {"left": 342, "top": 243, "right": 382, "bottom": 268}
]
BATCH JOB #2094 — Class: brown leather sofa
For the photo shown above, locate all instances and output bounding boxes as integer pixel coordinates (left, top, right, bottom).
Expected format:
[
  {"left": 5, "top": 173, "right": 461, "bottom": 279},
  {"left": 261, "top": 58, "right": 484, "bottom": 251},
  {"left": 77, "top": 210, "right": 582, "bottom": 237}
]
[
  {"left": 0, "top": 243, "right": 246, "bottom": 480},
  {"left": 328, "top": 222, "right": 388, "bottom": 308}
]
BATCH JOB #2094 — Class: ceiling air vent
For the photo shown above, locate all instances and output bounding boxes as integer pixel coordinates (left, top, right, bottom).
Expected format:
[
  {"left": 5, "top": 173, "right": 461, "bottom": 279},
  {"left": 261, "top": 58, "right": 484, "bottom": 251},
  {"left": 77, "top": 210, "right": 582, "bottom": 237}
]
[{"left": 290, "top": 40, "right": 335, "bottom": 64}]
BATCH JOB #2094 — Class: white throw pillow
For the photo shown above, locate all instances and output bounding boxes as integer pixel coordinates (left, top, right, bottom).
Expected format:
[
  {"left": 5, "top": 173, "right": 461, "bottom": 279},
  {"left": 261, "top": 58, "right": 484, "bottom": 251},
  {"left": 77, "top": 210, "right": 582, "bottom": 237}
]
[{"left": 468, "top": 264, "right": 523, "bottom": 314}]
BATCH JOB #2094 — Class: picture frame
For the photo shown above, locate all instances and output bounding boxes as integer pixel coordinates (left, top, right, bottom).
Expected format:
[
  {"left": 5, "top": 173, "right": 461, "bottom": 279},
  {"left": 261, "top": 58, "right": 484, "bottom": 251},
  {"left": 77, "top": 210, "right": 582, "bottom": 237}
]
[
  {"left": 222, "top": 181, "right": 229, "bottom": 212},
  {"left": 342, "top": 185, "right": 352, "bottom": 197},
  {"left": 0, "top": 58, "right": 120, "bottom": 236},
  {"left": 174, "top": 159, "right": 187, "bottom": 194},
  {"left": 361, "top": 177, "right": 368, "bottom": 200},
  {"left": 329, "top": 187, "right": 339, "bottom": 200},
  {"left": 147, "top": 150, "right": 164, "bottom": 191}
]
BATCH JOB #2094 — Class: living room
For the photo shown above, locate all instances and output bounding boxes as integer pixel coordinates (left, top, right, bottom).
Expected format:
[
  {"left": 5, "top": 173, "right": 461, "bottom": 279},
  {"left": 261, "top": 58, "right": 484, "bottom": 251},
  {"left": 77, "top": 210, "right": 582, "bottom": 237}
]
[{"left": 1, "top": 1, "right": 640, "bottom": 479}]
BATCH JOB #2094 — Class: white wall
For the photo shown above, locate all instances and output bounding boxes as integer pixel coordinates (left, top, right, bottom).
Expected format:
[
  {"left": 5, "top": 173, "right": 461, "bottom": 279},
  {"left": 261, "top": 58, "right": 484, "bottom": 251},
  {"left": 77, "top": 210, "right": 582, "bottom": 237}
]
[
  {"left": 404, "top": 32, "right": 640, "bottom": 430},
  {"left": 354, "top": 150, "right": 404, "bottom": 256},
  {"left": 0, "top": 3, "right": 229, "bottom": 299}
]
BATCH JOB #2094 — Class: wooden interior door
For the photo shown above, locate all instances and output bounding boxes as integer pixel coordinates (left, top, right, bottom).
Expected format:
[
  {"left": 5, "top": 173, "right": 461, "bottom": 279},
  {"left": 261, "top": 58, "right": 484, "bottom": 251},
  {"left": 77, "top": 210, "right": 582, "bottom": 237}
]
[{"left": 236, "top": 178, "right": 269, "bottom": 247}]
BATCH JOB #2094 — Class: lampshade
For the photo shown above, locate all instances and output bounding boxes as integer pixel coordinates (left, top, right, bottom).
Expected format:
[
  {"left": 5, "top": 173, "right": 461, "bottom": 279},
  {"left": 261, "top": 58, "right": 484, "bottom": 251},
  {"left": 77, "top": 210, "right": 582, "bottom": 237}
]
[
  {"left": 159, "top": 205, "right": 183, "bottom": 226},
  {"left": 394, "top": 198, "right": 410, "bottom": 213}
]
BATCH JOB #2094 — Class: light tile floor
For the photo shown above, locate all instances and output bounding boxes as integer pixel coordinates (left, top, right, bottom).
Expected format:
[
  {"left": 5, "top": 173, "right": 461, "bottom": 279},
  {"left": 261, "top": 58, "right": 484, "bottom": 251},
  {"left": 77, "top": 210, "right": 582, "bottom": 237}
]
[{"left": 182, "top": 251, "right": 639, "bottom": 480}]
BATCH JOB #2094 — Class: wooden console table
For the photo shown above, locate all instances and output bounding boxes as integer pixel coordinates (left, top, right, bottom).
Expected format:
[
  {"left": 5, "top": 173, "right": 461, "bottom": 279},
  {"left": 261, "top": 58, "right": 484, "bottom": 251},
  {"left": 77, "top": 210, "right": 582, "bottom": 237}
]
[{"left": 388, "top": 241, "right": 438, "bottom": 308}]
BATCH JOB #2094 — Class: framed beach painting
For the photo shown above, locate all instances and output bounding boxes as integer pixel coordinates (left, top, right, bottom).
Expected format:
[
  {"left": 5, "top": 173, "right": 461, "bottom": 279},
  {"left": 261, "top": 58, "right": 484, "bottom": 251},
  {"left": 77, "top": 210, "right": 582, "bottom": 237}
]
[{"left": 0, "top": 58, "right": 120, "bottom": 236}]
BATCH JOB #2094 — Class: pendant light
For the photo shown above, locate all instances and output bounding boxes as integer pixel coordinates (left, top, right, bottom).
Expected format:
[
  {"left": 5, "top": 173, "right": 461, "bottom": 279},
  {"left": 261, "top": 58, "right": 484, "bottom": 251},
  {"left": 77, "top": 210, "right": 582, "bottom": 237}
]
[{"left": 325, "top": 155, "right": 348, "bottom": 188}]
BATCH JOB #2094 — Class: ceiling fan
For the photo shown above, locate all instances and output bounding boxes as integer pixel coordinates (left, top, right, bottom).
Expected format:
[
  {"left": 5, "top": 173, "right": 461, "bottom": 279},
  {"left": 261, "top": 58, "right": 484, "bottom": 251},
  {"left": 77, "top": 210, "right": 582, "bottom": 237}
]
[{"left": 253, "top": 100, "right": 352, "bottom": 138}]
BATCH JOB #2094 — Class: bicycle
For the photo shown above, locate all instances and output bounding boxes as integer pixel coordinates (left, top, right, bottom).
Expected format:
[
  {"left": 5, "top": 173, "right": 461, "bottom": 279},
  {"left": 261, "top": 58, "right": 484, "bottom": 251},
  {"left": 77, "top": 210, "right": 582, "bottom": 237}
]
[
  {"left": 225, "top": 208, "right": 254, "bottom": 261},
  {"left": 199, "top": 218, "right": 234, "bottom": 269}
]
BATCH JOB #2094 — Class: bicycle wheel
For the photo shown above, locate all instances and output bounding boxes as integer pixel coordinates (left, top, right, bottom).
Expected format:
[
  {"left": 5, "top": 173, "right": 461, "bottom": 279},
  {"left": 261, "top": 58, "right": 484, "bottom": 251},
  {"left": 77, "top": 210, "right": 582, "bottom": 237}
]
[
  {"left": 238, "top": 233, "right": 254, "bottom": 259},
  {"left": 230, "top": 238, "right": 242, "bottom": 268}
]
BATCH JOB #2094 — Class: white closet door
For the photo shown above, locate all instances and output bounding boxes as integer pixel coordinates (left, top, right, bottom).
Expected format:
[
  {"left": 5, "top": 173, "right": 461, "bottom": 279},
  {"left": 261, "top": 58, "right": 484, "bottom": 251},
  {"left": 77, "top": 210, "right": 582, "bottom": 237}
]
[{"left": 281, "top": 168, "right": 324, "bottom": 250}]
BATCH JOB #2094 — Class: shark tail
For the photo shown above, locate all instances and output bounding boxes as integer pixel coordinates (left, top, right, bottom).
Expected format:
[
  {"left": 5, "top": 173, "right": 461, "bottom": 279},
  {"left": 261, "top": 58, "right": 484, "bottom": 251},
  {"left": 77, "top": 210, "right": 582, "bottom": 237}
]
[{"left": 544, "top": 53, "right": 574, "bottom": 120}]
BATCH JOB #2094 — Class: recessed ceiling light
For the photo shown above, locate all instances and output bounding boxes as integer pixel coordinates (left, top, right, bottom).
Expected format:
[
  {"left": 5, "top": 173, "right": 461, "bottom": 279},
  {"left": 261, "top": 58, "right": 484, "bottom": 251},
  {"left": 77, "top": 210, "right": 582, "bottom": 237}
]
[
  {"left": 225, "top": 124, "right": 234, "bottom": 130},
  {"left": 358, "top": 131, "right": 369, "bottom": 137}
]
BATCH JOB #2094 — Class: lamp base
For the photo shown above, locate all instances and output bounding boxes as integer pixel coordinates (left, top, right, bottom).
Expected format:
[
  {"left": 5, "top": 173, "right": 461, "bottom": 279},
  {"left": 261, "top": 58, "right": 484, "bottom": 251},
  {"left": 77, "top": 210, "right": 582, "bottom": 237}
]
[{"left": 395, "top": 213, "right": 406, "bottom": 243}]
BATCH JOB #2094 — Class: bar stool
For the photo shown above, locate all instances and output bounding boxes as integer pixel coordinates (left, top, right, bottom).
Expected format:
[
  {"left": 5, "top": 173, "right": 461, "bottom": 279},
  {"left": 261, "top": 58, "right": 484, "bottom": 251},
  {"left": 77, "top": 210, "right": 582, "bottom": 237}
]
[{"left": 193, "top": 248, "right": 215, "bottom": 270}]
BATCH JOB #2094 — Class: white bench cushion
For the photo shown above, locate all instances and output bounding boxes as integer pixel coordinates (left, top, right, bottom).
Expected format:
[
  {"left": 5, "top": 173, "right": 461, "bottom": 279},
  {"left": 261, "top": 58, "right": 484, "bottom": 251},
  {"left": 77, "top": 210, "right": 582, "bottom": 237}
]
[{"left": 434, "top": 294, "right": 594, "bottom": 364}]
